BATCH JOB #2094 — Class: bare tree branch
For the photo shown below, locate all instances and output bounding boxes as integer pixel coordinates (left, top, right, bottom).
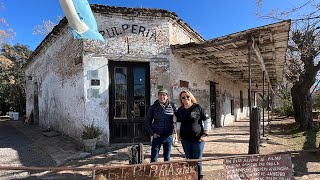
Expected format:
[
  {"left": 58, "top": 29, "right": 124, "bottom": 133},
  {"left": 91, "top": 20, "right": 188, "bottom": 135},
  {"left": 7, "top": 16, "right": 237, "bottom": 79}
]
[{"left": 32, "top": 16, "right": 62, "bottom": 37}]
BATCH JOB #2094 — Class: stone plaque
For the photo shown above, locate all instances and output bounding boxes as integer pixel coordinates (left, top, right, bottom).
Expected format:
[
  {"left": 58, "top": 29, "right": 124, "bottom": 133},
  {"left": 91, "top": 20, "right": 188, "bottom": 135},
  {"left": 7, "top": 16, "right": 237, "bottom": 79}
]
[
  {"left": 224, "top": 154, "right": 294, "bottom": 180},
  {"left": 93, "top": 161, "right": 198, "bottom": 180}
]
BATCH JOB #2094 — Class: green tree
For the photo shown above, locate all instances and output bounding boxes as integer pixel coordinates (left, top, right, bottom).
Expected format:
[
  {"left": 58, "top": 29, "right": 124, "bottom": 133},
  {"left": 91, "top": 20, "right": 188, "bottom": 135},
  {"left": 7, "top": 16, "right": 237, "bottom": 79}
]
[
  {"left": 257, "top": 0, "right": 320, "bottom": 130},
  {"left": 274, "top": 83, "right": 294, "bottom": 117},
  {"left": 290, "top": 21, "right": 319, "bottom": 130},
  {"left": 0, "top": 43, "right": 32, "bottom": 115},
  {"left": 0, "top": 3, "right": 32, "bottom": 116}
]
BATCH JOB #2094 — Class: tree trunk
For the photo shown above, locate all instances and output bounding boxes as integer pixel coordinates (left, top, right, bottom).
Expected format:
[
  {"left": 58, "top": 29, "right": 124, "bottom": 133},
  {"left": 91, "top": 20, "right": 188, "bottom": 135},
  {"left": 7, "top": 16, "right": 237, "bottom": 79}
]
[{"left": 291, "top": 81, "right": 314, "bottom": 130}]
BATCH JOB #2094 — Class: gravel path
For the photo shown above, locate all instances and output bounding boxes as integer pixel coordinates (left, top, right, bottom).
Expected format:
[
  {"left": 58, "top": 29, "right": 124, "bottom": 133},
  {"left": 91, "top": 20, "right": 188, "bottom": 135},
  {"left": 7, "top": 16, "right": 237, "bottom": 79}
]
[{"left": 0, "top": 120, "right": 55, "bottom": 180}]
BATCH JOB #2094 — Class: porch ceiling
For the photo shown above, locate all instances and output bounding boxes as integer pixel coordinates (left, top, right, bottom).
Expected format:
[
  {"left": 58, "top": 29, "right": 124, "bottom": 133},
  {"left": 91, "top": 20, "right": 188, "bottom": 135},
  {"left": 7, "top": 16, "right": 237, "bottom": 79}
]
[{"left": 171, "top": 20, "right": 291, "bottom": 93}]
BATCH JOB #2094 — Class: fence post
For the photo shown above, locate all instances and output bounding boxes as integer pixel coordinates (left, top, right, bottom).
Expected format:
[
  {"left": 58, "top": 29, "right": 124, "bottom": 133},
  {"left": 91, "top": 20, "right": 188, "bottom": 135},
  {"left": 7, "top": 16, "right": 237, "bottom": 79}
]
[
  {"left": 128, "top": 143, "right": 144, "bottom": 164},
  {"left": 248, "top": 107, "right": 261, "bottom": 154}
]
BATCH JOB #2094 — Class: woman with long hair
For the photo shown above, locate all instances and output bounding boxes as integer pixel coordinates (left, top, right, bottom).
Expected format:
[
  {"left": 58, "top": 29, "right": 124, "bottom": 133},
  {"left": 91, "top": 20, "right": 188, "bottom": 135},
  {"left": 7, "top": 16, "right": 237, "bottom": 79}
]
[{"left": 176, "top": 90, "right": 210, "bottom": 180}]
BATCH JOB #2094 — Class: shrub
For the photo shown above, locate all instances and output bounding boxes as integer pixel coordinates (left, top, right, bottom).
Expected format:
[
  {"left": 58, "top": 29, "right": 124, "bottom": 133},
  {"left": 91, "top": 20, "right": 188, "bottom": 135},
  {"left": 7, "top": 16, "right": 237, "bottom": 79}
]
[
  {"left": 81, "top": 124, "right": 102, "bottom": 139},
  {"left": 274, "top": 104, "right": 294, "bottom": 117}
]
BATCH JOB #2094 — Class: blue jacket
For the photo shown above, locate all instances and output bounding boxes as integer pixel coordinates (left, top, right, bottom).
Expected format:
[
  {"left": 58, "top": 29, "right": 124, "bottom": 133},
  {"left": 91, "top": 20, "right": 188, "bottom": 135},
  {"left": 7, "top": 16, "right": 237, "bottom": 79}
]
[{"left": 146, "top": 100, "right": 177, "bottom": 136}]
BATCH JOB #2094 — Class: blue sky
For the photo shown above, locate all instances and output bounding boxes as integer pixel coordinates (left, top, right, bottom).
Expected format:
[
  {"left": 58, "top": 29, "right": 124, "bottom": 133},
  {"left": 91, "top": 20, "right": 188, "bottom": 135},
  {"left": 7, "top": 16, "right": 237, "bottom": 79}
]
[{"left": 0, "top": 0, "right": 306, "bottom": 50}]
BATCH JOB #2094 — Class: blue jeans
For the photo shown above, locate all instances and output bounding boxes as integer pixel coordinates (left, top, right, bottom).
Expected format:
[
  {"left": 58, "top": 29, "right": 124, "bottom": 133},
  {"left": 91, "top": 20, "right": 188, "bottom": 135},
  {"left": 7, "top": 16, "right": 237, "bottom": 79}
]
[
  {"left": 150, "top": 135, "right": 173, "bottom": 162},
  {"left": 181, "top": 140, "right": 205, "bottom": 179}
]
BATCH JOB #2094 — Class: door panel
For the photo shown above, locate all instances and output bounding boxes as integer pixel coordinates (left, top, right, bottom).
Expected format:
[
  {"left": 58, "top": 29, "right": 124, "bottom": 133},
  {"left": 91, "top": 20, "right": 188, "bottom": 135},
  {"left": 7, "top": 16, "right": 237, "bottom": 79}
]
[
  {"left": 33, "top": 82, "right": 39, "bottom": 125},
  {"left": 115, "top": 67, "right": 127, "bottom": 118},
  {"left": 109, "top": 61, "right": 150, "bottom": 144},
  {"left": 133, "top": 68, "right": 146, "bottom": 118}
]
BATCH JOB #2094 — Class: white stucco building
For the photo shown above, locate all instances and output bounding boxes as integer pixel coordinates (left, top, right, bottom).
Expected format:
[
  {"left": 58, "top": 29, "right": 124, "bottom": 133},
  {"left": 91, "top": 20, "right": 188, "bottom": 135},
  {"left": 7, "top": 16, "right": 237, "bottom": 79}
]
[{"left": 25, "top": 5, "right": 290, "bottom": 145}]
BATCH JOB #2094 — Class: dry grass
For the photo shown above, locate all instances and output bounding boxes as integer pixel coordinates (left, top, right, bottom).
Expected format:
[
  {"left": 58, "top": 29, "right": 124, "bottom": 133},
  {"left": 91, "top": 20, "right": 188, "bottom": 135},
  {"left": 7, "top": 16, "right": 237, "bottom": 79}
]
[{"left": 269, "top": 117, "right": 320, "bottom": 150}]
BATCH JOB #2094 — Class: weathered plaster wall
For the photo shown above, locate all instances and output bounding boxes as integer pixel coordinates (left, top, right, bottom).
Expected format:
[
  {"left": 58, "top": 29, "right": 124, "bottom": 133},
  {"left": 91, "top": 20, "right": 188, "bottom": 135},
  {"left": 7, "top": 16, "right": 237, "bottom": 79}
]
[
  {"left": 82, "top": 55, "right": 109, "bottom": 145},
  {"left": 214, "top": 79, "right": 249, "bottom": 126},
  {"left": 94, "top": 14, "right": 171, "bottom": 57},
  {"left": 168, "top": 19, "right": 203, "bottom": 45},
  {"left": 85, "top": 14, "right": 202, "bottom": 108},
  {"left": 148, "top": 21, "right": 203, "bottom": 102},
  {"left": 168, "top": 56, "right": 211, "bottom": 107},
  {"left": 26, "top": 29, "right": 86, "bottom": 141},
  {"left": 83, "top": 15, "right": 175, "bottom": 145},
  {"left": 81, "top": 14, "right": 204, "bottom": 144},
  {"left": 26, "top": 10, "right": 239, "bottom": 145},
  {"left": 169, "top": 55, "right": 249, "bottom": 127}
]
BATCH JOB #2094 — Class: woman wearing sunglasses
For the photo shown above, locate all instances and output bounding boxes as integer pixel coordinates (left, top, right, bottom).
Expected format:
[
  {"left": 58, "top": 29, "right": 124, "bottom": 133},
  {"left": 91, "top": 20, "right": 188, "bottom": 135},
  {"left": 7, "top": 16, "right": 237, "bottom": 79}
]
[{"left": 176, "top": 90, "right": 210, "bottom": 180}]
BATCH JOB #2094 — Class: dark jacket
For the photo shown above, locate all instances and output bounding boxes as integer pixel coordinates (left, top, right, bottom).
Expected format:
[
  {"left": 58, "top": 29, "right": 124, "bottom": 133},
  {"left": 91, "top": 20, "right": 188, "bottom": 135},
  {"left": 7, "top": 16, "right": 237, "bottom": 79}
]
[{"left": 146, "top": 100, "right": 177, "bottom": 136}]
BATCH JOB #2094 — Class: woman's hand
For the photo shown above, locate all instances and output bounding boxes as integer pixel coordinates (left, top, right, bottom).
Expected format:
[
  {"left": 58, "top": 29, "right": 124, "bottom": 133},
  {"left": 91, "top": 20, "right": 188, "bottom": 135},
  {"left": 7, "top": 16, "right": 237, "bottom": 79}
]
[
  {"left": 153, "top": 133, "right": 160, "bottom": 138},
  {"left": 199, "top": 135, "right": 207, "bottom": 142},
  {"left": 199, "top": 132, "right": 208, "bottom": 142}
]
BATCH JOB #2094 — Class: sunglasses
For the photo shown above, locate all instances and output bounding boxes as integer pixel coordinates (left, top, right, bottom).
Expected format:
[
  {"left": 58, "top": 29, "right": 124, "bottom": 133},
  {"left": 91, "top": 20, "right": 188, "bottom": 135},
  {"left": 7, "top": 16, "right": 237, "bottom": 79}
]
[{"left": 181, "top": 96, "right": 190, "bottom": 100}]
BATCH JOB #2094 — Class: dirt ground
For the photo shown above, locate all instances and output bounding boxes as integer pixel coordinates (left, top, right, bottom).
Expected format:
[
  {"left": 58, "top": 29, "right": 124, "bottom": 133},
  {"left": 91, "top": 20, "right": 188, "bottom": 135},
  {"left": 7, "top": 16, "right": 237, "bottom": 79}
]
[
  {"left": 58, "top": 116, "right": 320, "bottom": 180},
  {"left": 203, "top": 116, "right": 320, "bottom": 180},
  {"left": 259, "top": 116, "right": 320, "bottom": 180}
]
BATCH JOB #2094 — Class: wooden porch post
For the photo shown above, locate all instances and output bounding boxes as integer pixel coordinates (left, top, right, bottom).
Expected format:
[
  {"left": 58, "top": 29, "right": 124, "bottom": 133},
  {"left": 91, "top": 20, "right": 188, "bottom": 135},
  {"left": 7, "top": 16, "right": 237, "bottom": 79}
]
[
  {"left": 248, "top": 38, "right": 252, "bottom": 117},
  {"left": 262, "top": 71, "right": 265, "bottom": 137}
]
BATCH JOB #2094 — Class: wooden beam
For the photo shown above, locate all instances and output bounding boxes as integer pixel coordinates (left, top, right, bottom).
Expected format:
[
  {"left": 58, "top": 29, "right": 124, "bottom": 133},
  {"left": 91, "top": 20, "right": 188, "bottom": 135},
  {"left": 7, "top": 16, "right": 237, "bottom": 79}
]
[
  {"left": 211, "top": 67, "right": 263, "bottom": 72},
  {"left": 251, "top": 38, "right": 271, "bottom": 84},
  {"left": 183, "top": 48, "right": 244, "bottom": 59}
]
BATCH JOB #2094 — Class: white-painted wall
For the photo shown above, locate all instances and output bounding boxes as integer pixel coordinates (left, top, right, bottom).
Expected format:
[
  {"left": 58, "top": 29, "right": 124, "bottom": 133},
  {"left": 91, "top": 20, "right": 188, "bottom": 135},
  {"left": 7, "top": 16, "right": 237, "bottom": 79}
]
[
  {"left": 82, "top": 55, "right": 110, "bottom": 145},
  {"left": 94, "top": 14, "right": 170, "bottom": 57},
  {"left": 169, "top": 55, "right": 249, "bottom": 127},
  {"left": 26, "top": 10, "right": 250, "bottom": 146},
  {"left": 26, "top": 30, "right": 86, "bottom": 141}
]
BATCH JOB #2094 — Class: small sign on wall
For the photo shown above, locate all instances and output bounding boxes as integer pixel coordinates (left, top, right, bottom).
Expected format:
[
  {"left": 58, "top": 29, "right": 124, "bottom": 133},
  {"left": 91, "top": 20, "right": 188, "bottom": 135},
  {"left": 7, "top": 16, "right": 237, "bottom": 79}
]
[
  {"left": 87, "top": 70, "right": 99, "bottom": 80},
  {"left": 91, "top": 79, "right": 100, "bottom": 86},
  {"left": 180, "top": 80, "right": 189, "bottom": 88},
  {"left": 88, "top": 88, "right": 100, "bottom": 98}
]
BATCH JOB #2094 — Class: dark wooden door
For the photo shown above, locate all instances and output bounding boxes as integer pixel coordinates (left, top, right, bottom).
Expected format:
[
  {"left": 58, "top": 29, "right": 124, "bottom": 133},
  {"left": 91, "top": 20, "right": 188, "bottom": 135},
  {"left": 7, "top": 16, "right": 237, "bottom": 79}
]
[
  {"left": 210, "top": 81, "right": 217, "bottom": 127},
  {"left": 109, "top": 61, "right": 150, "bottom": 144},
  {"left": 33, "top": 82, "right": 39, "bottom": 125}
]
